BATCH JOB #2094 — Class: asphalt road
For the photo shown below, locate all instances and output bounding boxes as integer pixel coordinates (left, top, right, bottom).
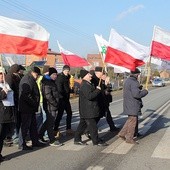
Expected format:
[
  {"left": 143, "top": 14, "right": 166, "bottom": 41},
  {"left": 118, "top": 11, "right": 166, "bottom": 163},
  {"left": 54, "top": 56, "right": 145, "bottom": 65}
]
[{"left": 1, "top": 85, "right": 170, "bottom": 170}]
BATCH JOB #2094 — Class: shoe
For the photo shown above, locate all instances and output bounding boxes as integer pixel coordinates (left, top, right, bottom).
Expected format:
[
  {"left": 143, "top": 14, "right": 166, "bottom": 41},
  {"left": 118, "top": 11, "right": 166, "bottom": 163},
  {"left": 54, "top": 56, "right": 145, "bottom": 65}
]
[
  {"left": 84, "top": 133, "right": 91, "bottom": 140},
  {"left": 50, "top": 140, "right": 63, "bottom": 146},
  {"left": 126, "top": 140, "right": 139, "bottom": 144},
  {"left": 134, "top": 133, "right": 143, "bottom": 139},
  {"left": 74, "top": 141, "right": 87, "bottom": 145},
  {"left": 4, "top": 138, "right": 13, "bottom": 147},
  {"left": 94, "top": 142, "right": 108, "bottom": 146},
  {"left": 117, "top": 134, "right": 126, "bottom": 140},
  {"left": 0, "top": 154, "right": 5, "bottom": 163},
  {"left": 54, "top": 130, "right": 62, "bottom": 138},
  {"left": 32, "top": 141, "right": 47, "bottom": 147},
  {"left": 66, "top": 129, "right": 75, "bottom": 135},
  {"left": 39, "top": 137, "right": 49, "bottom": 143},
  {"left": 110, "top": 127, "right": 120, "bottom": 132},
  {"left": 13, "top": 138, "right": 19, "bottom": 144},
  {"left": 22, "top": 145, "right": 33, "bottom": 151}
]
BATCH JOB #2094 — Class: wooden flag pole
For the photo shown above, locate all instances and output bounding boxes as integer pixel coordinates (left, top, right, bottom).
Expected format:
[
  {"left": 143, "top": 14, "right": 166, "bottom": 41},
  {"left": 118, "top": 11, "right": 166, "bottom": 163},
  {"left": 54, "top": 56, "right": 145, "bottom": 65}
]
[
  {"left": 98, "top": 52, "right": 106, "bottom": 87},
  {"left": 0, "top": 54, "right": 6, "bottom": 85},
  {"left": 145, "top": 55, "right": 152, "bottom": 90},
  {"left": 145, "top": 25, "right": 156, "bottom": 90}
]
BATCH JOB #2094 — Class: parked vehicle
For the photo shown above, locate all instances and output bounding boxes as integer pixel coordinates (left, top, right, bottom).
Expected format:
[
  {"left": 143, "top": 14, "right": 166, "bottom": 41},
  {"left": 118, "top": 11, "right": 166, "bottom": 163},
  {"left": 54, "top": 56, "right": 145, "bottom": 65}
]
[{"left": 152, "top": 78, "right": 165, "bottom": 87}]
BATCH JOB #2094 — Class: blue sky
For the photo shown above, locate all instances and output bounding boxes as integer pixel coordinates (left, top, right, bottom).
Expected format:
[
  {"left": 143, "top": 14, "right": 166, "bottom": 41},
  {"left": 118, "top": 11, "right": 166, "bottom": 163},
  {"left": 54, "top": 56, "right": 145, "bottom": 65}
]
[{"left": 0, "top": 0, "right": 170, "bottom": 57}]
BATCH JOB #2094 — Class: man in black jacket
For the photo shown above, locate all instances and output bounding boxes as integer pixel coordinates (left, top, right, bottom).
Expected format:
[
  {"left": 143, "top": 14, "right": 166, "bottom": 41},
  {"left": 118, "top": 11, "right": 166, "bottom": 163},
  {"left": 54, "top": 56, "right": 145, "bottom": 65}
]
[
  {"left": 19, "top": 67, "right": 45, "bottom": 150},
  {"left": 54, "top": 65, "right": 73, "bottom": 136},
  {"left": 91, "top": 67, "right": 119, "bottom": 132},
  {"left": 74, "top": 69, "right": 108, "bottom": 146}
]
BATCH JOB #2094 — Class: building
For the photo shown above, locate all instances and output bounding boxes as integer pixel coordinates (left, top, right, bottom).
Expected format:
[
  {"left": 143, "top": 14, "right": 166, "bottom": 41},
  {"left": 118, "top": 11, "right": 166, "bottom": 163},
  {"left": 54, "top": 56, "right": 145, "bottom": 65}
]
[
  {"left": 25, "top": 49, "right": 65, "bottom": 72},
  {"left": 160, "top": 70, "right": 170, "bottom": 78},
  {"left": 87, "top": 54, "right": 103, "bottom": 69}
]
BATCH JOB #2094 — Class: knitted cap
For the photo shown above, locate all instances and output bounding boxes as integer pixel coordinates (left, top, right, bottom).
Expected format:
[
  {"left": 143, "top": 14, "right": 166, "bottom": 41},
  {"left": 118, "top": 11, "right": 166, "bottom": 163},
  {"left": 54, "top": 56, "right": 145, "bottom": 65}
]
[
  {"left": 49, "top": 67, "right": 58, "bottom": 76},
  {"left": 63, "top": 65, "right": 70, "bottom": 71},
  {"left": 80, "top": 69, "right": 89, "bottom": 79},
  {"left": 31, "top": 66, "right": 41, "bottom": 75},
  {"left": 131, "top": 68, "right": 141, "bottom": 74},
  {"left": 19, "top": 65, "right": 26, "bottom": 71},
  {"left": 95, "top": 66, "right": 105, "bottom": 73}
]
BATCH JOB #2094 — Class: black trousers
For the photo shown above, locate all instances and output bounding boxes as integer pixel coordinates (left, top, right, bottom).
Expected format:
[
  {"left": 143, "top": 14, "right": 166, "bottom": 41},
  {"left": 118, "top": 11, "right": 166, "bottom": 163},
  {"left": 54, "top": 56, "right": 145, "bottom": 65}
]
[
  {"left": 21, "top": 113, "right": 39, "bottom": 146},
  {"left": 74, "top": 118, "right": 99, "bottom": 145},
  {"left": 0, "top": 123, "right": 10, "bottom": 154},
  {"left": 39, "top": 111, "right": 56, "bottom": 143},
  {"left": 93, "top": 107, "right": 116, "bottom": 131},
  {"left": 54, "top": 99, "right": 72, "bottom": 131},
  {"left": 16, "top": 109, "right": 21, "bottom": 135}
]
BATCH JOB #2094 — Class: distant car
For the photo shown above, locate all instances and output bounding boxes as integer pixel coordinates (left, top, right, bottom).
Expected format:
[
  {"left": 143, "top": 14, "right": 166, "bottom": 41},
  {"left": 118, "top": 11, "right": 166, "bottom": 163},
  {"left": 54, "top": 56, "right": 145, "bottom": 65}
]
[{"left": 152, "top": 78, "right": 165, "bottom": 87}]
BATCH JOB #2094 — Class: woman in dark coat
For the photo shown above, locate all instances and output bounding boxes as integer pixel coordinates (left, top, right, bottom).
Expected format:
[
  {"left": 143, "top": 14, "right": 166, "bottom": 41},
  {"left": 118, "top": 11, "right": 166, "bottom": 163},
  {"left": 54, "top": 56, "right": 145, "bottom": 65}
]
[
  {"left": 39, "top": 67, "right": 63, "bottom": 146},
  {"left": 118, "top": 68, "right": 148, "bottom": 144}
]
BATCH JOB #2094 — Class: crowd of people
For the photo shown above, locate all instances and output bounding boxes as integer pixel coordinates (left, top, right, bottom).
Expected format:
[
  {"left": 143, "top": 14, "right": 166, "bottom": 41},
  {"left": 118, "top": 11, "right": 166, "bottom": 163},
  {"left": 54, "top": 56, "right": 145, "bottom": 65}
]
[{"left": 0, "top": 64, "right": 148, "bottom": 163}]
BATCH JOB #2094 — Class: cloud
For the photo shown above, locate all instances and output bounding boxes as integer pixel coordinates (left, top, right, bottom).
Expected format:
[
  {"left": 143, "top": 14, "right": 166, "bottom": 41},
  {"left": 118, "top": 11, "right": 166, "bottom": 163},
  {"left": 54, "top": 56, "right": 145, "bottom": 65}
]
[{"left": 116, "top": 4, "right": 144, "bottom": 21}]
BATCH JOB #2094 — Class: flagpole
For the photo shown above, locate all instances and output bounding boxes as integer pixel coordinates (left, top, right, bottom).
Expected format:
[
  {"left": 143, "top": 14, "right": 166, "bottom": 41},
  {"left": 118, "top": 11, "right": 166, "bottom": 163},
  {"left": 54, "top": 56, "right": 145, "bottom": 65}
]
[
  {"left": 98, "top": 52, "right": 107, "bottom": 87},
  {"left": 145, "top": 56, "right": 151, "bottom": 90},
  {"left": 0, "top": 54, "right": 6, "bottom": 85},
  {"left": 145, "top": 26, "right": 156, "bottom": 90}
]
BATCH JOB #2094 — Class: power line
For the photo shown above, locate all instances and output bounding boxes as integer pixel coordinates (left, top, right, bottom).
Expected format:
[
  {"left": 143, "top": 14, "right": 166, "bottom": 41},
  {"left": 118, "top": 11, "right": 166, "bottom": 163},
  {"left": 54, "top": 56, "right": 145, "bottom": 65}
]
[{"left": 0, "top": 0, "right": 94, "bottom": 43}]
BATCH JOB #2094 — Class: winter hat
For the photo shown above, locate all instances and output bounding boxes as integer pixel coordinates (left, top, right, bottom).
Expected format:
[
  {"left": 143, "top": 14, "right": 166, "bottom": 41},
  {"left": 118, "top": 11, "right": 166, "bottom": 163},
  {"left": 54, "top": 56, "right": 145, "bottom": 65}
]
[
  {"left": 89, "top": 69, "right": 95, "bottom": 75},
  {"left": 131, "top": 68, "right": 141, "bottom": 74},
  {"left": 63, "top": 65, "right": 70, "bottom": 71},
  {"left": 19, "top": 65, "right": 26, "bottom": 71},
  {"left": 95, "top": 66, "right": 105, "bottom": 73},
  {"left": 80, "top": 69, "right": 89, "bottom": 79},
  {"left": 49, "top": 67, "right": 58, "bottom": 76},
  {"left": 9, "top": 64, "right": 20, "bottom": 73},
  {"left": 42, "top": 65, "right": 50, "bottom": 74},
  {"left": 31, "top": 66, "right": 41, "bottom": 75}
]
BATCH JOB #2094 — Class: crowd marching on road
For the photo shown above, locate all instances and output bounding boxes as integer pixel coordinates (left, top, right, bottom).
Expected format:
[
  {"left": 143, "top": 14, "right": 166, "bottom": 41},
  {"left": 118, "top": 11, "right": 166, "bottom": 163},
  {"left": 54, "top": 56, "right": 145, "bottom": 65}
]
[{"left": 0, "top": 64, "right": 148, "bottom": 164}]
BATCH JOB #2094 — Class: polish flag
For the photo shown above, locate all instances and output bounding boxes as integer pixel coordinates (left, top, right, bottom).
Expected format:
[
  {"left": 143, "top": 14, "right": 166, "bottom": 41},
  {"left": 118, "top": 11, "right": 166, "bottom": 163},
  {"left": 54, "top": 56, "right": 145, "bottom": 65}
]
[
  {"left": 105, "top": 29, "right": 149, "bottom": 71},
  {"left": 151, "top": 26, "right": 170, "bottom": 60},
  {"left": 94, "top": 33, "right": 130, "bottom": 73},
  {"left": 0, "top": 16, "right": 49, "bottom": 56},
  {"left": 57, "top": 41, "right": 89, "bottom": 67}
]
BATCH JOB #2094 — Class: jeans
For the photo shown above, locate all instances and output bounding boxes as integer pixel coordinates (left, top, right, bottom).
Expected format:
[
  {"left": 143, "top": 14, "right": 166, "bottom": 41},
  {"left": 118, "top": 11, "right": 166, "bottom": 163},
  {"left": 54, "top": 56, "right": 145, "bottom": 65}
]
[{"left": 35, "top": 103, "right": 46, "bottom": 133}]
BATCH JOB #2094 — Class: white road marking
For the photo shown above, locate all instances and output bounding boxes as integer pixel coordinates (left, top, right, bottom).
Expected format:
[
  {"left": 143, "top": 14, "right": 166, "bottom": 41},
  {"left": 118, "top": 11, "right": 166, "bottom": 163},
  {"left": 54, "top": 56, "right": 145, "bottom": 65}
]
[
  {"left": 57, "top": 141, "right": 87, "bottom": 151},
  {"left": 86, "top": 166, "right": 104, "bottom": 170},
  {"left": 58, "top": 100, "right": 170, "bottom": 155},
  {"left": 101, "top": 138, "right": 124, "bottom": 153},
  {"left": 110, "top": 141, "right": 134, "bottom": 154},
  {"left": 152, "top": 127, "right": 170, "bottom": 159}
]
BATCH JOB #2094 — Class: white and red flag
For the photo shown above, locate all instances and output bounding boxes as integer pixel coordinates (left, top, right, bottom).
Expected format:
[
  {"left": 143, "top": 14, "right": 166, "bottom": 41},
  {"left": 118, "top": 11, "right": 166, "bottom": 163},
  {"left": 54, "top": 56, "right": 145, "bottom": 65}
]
[
  {"left": 57, "top": 41, "right": 89, "bottom": 67},
  {"left": 0, "top": 16, "right": 49, "bottom": 56},
  {"left": 151, "top": 26, "right": 170, "bottom": 60},
  {"left": 105, "top": 29, "right": 149, "bottom": 71},
  {"left": 94, "top": 33, "right": 130, "bottom": 73}
]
